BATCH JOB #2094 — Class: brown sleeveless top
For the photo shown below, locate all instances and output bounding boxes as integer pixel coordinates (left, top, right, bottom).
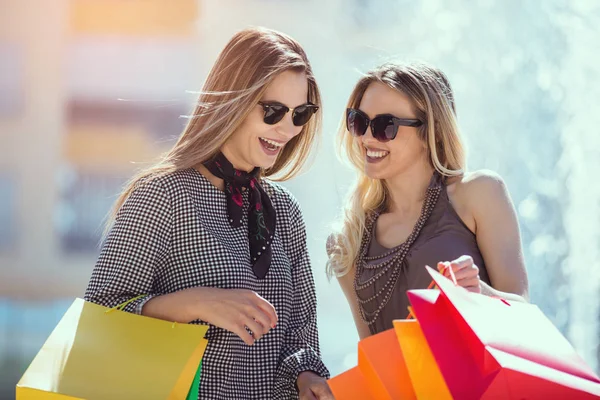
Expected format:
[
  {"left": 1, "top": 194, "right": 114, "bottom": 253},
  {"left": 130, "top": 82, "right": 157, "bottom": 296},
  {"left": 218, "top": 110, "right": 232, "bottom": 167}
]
[{"left": 354, "top": 173, "right": 490, "bottom": 335}]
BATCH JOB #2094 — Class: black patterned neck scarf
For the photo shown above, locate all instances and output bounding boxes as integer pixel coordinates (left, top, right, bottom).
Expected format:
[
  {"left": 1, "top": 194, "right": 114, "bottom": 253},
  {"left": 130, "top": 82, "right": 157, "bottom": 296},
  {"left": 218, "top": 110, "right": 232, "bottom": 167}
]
[{"left": 203, "top": 153, "right": 275, "bottom": 279}]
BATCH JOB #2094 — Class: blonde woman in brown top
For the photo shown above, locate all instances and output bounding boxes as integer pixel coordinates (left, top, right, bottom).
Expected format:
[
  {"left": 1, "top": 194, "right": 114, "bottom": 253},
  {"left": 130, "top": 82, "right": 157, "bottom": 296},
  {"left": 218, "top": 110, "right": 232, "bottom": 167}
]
[{"left": 327, "top": 62, "right": 529, "bottom": 338}]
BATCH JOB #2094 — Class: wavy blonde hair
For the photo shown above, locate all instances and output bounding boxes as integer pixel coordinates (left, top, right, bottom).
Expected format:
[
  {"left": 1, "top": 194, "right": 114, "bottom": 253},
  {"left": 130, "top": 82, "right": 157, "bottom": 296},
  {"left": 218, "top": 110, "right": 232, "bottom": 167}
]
[
  {"left": 327, "top": 62, "right": 466, "bottom": 277},
  {"left": 104, "top": 27, "right": 321, "bottom": 235}
]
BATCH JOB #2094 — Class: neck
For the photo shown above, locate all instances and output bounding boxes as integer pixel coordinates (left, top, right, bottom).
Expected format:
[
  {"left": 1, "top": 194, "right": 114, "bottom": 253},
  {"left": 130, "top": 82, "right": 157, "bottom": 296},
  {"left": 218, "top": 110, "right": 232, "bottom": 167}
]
[
  {"left": 196, "top": 164, "right": 225, "bottom": 191},
  {"left": 384, "top": 160, "right": 435, "bottom": 216},
  {"left": 221, "top": 147, "right": 254, "bottom": 173}
]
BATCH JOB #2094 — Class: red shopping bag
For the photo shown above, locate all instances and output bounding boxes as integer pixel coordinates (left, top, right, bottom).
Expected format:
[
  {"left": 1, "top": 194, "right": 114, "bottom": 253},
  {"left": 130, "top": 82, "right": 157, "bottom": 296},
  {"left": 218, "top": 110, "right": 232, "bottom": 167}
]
[{"left": 407, "top": 266, "right": 600, "bottom": 399}]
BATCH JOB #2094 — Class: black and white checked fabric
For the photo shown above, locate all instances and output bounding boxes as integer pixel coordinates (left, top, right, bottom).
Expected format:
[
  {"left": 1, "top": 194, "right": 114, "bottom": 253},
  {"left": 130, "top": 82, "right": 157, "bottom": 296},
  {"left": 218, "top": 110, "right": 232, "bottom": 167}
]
[{"left": 84, "top": 168, "right": 329, "bottom": 400}]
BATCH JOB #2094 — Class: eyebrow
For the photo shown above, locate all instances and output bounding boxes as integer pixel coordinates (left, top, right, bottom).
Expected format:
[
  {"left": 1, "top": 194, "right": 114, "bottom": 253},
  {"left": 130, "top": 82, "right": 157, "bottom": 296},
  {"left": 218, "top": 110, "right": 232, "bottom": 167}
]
[
  {"left": 260, "top": 99, "right": 311, "bottom": 108},
  {"left": 360, "top": 109, "right": 419, "bottom": 120}
]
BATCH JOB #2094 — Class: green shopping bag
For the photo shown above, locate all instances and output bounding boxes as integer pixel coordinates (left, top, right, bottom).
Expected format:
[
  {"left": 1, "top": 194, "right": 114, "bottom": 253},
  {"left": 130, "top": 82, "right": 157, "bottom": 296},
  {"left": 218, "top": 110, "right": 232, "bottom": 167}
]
[{"left": 186, "top": 361, "right": 202, "bottom": 400}]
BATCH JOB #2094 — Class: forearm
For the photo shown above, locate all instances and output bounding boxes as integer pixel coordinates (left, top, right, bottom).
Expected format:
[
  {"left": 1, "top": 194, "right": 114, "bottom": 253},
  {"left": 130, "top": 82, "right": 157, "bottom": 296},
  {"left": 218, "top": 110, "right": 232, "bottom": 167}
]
[
  {"left": 141, "top": 288, "right": 200, "bottom": 323},
  {"left": 480, "top": 281, "right": 528, "bottom": 303}
]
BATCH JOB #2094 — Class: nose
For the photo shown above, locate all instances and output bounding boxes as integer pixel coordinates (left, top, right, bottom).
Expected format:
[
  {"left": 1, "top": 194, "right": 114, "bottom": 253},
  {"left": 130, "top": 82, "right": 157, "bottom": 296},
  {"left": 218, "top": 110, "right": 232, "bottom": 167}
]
[
  {"left": 276, "top": 112, "right": 302, "bottom": 138},
  {"left": 360, "top": 124, "right": 378, "bottom": 146}
]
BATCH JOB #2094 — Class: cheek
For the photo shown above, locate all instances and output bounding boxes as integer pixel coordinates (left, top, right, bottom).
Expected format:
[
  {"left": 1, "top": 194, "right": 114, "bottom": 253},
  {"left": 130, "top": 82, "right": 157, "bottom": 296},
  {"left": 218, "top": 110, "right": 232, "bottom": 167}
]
[
  {"left": 392, "top": 132, "right": 425, "bottom": 155},
  {"left": 386, "top": 135, "right": 409, "bottom": 157},
  {"left": 384, "top": 136, "right": 426, "bottom": 171},
  {"left": 238, "top": 111, "right": 268, "bottom": 138},
  {"left": 291, "top": 126, "right": 303, "bottom": 138},
  {"left": 236, "top": 124, "right": 263, "bottom": 146}
]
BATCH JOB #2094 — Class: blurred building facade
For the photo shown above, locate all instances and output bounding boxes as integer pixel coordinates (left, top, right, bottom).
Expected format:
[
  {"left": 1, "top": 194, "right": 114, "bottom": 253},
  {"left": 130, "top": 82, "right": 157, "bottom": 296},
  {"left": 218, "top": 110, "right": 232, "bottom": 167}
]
[{"left": 0, "top": 0, "right": 201, "bottom": 395}]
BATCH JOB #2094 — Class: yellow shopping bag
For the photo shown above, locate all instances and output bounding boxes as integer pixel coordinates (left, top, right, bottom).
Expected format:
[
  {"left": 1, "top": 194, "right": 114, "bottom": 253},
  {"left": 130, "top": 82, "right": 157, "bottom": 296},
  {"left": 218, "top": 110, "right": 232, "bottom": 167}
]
[{"left": 16, "top": 298, "right": 208, "bottom": 400}]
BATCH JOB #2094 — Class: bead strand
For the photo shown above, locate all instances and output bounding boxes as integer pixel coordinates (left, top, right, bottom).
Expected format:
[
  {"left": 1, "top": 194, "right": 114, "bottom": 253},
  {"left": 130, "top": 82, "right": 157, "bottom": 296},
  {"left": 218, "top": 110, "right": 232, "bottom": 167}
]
[{"left": 353, "top": 180, "right": 442, "bottom": 326}]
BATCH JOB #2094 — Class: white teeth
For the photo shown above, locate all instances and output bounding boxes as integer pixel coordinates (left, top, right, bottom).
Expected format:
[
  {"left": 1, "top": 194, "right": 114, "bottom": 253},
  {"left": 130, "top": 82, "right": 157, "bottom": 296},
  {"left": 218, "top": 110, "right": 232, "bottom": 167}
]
[
  {"left": 260, "top": 137, "right": 283, "bottom": 148},
  {"left": 366, "top": 150, "right": 389, "bottom": 158}
]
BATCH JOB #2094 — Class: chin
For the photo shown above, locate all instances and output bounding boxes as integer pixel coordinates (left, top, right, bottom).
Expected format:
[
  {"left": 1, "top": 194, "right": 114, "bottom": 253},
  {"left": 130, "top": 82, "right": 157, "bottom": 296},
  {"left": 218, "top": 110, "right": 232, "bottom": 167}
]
[
  {"left": 364, "top": 165, "right": 390, "bottom": 180},
  {"left": 257, "top": 160, "right": 277, "bottom": 169},
  {"left": 252, "top": 154, "right": 278, "bottom": 170},
  {"left": 253, "top": 144, "right": 284, "bottom": 169}
]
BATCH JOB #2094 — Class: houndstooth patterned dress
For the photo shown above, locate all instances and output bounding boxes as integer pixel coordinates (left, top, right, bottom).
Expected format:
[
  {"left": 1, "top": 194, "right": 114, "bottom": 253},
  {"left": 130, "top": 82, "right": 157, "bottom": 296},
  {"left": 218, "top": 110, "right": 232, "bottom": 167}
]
[{"left": 84, "top": 168, "right": 329, "bottom": 400}]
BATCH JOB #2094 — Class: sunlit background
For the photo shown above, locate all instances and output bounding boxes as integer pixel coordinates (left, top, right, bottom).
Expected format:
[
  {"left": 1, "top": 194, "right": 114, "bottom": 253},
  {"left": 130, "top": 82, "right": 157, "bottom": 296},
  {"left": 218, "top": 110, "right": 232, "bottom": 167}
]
[{"left": 1, "top": 0, "right": 599, "bottom": 398}]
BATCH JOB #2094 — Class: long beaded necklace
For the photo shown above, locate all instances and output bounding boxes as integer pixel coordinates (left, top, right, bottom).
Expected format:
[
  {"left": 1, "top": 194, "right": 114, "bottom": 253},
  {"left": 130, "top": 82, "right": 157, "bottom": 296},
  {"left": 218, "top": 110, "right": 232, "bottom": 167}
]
[{"left": 353, "top": 174, "right": 443, "bottom": 326}]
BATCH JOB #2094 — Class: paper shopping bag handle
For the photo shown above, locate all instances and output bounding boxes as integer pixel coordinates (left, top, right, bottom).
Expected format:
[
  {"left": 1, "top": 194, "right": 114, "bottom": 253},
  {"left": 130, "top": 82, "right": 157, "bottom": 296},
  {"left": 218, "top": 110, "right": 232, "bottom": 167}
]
[
  {"left": 104, "top": 294, "right": 148, "bottom": 313},
  {"left": 406, "top": 264, "right": 457, "bottom": 320}
]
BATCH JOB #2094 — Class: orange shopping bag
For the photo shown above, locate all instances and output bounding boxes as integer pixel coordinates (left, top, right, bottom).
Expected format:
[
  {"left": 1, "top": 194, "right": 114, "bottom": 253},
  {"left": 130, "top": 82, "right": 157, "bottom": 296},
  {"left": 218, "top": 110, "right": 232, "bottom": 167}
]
[{"left": 327, "top": 329, "right": 416, "bottom": 400}]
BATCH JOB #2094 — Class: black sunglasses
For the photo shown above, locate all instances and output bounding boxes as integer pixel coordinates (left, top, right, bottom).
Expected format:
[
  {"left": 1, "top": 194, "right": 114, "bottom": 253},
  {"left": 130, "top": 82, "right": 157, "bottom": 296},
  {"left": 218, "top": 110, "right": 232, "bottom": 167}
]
[
  {"left": 346, "top": 108, "right": 423, "bottom": 142},
  {"left": 258, "top": 101, "right": 319, "bottom": 126}
]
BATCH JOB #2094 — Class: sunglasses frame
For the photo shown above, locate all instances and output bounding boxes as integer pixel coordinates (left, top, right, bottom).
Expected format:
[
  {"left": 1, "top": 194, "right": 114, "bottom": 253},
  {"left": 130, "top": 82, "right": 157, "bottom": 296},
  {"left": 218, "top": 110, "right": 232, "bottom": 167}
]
[
  {"left": 346, "top": 108, "right": 423, "bottom": 142},
  {"left": 258, "top": 101, "right": 320, "bottom": 126}
]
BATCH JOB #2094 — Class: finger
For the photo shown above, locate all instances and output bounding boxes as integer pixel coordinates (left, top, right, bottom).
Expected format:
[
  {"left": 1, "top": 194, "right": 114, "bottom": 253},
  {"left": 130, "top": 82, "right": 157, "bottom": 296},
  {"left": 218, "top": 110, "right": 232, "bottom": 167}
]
[
  {"left": 312, "top": 383, "right": 335, "bottom": 400},
  {"left": 465, "top": 285, "right": 482, "bottom": 294},
  {"left": 232, "top": 323, "right": 255, "bottom": 346},
  {"left": 253, "top": 309, "right": 272, "bottom": 336},
  {"left": 438, "top": 261, "right": 457, "bottom": 282},
  {"left": 454, "top": 254, "right": 474, "bottom": 265},
  {"left": 449, "top": 255, "right": 474, "bottom": 271},
  {"left": 437, "top": 262, "right": 446, "bottom": 273},
  {"left": 248, "top": 308, "right": 274, "bottom": 336},
  {"left": 456, "top": 276, "right": 480, "bottom": 288},
  {"left": 299, "top": 390, "right": 318, "bottom": 400},
  {"left": 244, "top": 315, "right": 267, "bottom": 341},
  {"left": 318, "top": 392, "right": 336, "bottom": 400},
  {"left": 242, "top": 293, "right": 277, "bottom": 330},
  {"left": 250, "top": 293, "right": 279, "bottom": 328},
  {"left": 452, "top": 265, "right": 479, "bottom": 281},
  {"left": 439, "top": 261, "right": 451, "bottom": 275}
]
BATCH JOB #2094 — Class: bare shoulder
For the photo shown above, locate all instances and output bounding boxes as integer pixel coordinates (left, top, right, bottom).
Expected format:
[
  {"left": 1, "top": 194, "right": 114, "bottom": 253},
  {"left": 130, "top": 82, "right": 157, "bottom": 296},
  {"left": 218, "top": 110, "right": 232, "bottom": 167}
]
[
  {"left": 449, "top": 169, "right": 508, "bottom": 201},
  {"left": 446, "top": 170, "right": 511, "bottom": 233}
]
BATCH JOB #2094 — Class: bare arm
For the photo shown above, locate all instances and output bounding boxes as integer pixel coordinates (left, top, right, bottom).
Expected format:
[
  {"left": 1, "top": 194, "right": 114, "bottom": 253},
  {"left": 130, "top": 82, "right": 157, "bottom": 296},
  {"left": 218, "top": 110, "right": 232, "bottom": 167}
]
[
  {"left": 465, "top": 171, "right": 529, "bottom": 302},
  {"left": 141, "top": 289, "right": 199, "bottom": 322}
]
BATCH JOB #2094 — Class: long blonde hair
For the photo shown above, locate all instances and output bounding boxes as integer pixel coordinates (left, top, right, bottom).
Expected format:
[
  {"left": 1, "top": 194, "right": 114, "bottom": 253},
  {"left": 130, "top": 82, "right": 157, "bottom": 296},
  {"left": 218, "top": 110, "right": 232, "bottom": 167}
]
[
  {"left": 327, "top": 62, "right": 465, "bottom": 277},
  {"left": 105, "top": 27, "right": 321, "bottom": 234}
]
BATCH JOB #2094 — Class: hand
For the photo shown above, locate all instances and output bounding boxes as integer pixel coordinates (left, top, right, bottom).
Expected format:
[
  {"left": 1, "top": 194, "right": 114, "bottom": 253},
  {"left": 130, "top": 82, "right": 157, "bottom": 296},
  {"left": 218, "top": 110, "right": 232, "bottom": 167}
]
[
  {"left": 438, "top": 255, "right": 481, "bottom": 294},
  {"left": 297, "top": 371, "right": 335, "bottom": 400},
  {"left": 190, "top": 287, "right": 278, "bottom": 345}
]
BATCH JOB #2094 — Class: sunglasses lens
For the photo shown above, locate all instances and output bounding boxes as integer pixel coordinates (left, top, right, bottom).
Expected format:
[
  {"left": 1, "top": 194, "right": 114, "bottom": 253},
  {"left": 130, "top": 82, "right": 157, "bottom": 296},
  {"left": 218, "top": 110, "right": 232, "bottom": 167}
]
[
  {"left": 263, "top": 105, "right": 287, "bottom": 125},
  {"left": 292, "top": 105, "right": 317, "bottom": 126},
  {"left": 371, "top": 115, "right": 397, "bottom": 142},
  {"left": 347, "top": 109, "right": 368, "bottom": 137}
]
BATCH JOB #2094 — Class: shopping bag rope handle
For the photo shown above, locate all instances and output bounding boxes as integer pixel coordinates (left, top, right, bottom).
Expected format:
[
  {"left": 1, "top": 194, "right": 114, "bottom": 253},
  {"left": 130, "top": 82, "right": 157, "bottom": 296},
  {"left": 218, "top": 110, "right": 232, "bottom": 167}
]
[
  {"left": 104, "top": 294, "right": 148, "bottom": 314},
  {"left": 406, "top": 264, "right": 457, "bottom": 320}
]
